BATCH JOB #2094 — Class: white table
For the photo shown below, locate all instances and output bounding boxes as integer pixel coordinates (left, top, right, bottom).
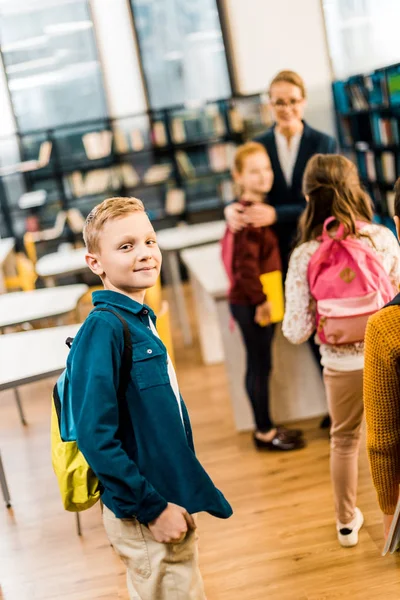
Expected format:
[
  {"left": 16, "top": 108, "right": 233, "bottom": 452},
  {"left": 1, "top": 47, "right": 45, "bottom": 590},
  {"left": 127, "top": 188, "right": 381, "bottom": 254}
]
[
  {"left": 35, "top": 247, "right": 88, "bottom": 286},
  {"left": 0, "top": 238, "right": 15, "bottom": 293},
  {"left": 181, "top": 243, "right": 327, "bottom": 431},
  {"left": 0, "top": 324, "right": 81, "bottom": 528},
  {"left": 0, "top": 323, "right": 81, "bottom": 392},
  {"left": 0, "top": 283, "right": 88, "bottom": 329},
  {"left": 157, "top": 220, "right": 226, "bottom": 346}
]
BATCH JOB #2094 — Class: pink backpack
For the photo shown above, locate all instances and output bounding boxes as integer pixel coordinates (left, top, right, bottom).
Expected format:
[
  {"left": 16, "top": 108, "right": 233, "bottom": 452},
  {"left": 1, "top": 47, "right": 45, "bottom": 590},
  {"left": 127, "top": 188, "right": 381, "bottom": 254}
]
[{"left": 307, "top": 217, "right": 395, "bottom": 345}]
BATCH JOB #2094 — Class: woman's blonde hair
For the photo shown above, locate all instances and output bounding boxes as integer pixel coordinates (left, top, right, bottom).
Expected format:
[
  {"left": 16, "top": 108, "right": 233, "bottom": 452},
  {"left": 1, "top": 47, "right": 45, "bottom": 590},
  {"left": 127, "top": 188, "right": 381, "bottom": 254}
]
[
  {"left": 233, "top": 141, "right": 270, "bottom": 174},
  {"left": 83, "top": 196, "right": 144, "bottom": 253},
  {"left": 297, "top": 154, "right": 373, "bottom": 245},
  {"left": 269, "top": 70, "right": 307, "bottom": 99}
]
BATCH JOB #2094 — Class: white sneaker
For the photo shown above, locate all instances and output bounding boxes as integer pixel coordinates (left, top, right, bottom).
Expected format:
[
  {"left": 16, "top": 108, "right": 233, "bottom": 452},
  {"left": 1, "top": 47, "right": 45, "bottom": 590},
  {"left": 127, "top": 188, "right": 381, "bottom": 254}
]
[{"left": 337, "top": 507, "right": 364, "bottom": 547}]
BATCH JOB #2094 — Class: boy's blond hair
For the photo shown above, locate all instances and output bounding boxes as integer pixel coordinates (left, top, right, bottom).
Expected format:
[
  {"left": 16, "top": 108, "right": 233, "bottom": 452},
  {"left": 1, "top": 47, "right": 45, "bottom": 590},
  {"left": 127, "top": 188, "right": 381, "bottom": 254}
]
[{"left": 83, "top": 196, "right": 145, "bottom": 253}]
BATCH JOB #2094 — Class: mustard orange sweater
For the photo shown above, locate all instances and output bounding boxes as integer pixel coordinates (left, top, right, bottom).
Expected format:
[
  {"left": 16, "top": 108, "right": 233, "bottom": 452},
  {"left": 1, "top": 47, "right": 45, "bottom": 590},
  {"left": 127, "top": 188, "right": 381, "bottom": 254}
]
[{"left": 364, "top": 304, "right": 400, "bottom": 515}]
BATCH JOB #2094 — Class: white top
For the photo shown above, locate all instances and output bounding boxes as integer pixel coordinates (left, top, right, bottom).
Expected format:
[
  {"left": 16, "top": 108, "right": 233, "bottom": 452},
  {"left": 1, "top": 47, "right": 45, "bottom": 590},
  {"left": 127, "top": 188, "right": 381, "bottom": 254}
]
[
  {"left": 181, "top": 243, "right": 229, "bottom": 299},
  {"left": 148, "top": 317, "right": 184, "bottom": 425},
  {"left": 0, "top": 283, "right": 88, "bottom": 328},
  {"left": 282, "top": 224, "right": 400, "bottom": 371},
  {"left": 156, "top": 221, "right": 226, "bottom": 252},
  {"left": 274, "top": 130, "right": 302, "bottom": 186},
  {"left": 0, "top": 238, "right": 15, "bottom": 266},
  {"left": 0, "top": 323, "right": 81, "bottom": 390},
  {"left": 36, "top": 247, "right": 88, "bottom": 278}
]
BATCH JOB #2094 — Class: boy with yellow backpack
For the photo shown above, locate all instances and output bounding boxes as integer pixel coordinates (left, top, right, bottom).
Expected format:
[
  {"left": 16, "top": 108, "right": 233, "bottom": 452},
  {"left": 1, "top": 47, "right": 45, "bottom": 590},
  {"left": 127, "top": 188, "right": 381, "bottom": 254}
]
[{"left": 51, "top": 196, "right": 232, "bottom": 599}]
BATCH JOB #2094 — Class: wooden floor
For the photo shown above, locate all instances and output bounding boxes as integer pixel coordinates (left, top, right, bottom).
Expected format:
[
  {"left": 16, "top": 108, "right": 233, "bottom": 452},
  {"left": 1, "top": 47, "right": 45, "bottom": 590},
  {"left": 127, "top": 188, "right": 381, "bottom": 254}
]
[{"left": 1, "top": 286, "right": 400, "bottom": 600}]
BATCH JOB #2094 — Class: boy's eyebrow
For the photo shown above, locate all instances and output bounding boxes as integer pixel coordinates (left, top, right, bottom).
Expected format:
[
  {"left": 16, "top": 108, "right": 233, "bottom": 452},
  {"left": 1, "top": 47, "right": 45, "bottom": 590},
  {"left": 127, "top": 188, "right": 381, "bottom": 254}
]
[{"left": 117, "top": 230, "right": 157, "bottom": 243}]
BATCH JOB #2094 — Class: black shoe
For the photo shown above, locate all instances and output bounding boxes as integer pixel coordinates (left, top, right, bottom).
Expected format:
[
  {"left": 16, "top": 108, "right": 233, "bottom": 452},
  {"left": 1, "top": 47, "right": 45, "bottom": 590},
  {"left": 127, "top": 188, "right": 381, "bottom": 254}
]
[
  {"left": 253, "top": 432, "right": 306, "bottom": 452},
  {"left": 319, "top": 415, "right": 331, "bottom": 429},
  {"left": 276, "top": 425, "right": 303, "bottom": 439}
]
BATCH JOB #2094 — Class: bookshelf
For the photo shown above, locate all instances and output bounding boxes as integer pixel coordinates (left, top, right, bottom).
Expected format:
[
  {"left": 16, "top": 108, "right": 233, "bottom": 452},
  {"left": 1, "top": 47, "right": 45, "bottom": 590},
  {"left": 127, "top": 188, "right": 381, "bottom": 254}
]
[
  {"left": 332, "top": 63, "right": 400, "bottom": 232},
  {"left": 0, "top": 93, "right": 271, "bottom": 251}
]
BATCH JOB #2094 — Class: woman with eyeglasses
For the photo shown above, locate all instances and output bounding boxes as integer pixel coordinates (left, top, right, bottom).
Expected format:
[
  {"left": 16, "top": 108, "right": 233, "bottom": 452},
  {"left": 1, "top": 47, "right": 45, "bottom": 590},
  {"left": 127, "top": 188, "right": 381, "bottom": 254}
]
[{"left": 224, "top": 70, "right": 336, "bottom": 429}]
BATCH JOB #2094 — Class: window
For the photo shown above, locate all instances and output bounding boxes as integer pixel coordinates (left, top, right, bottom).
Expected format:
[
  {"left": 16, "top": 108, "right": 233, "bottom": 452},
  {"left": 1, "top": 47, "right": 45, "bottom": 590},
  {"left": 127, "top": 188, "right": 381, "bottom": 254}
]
[
  {"left": 0, "top": 0, "right": 108, "bottom": 132},
  {"left": 323, "top": 0, "right": 400, "bottom": 79},
  {"left": 130, "top": 0, "right": 231, "bottom": 108}
]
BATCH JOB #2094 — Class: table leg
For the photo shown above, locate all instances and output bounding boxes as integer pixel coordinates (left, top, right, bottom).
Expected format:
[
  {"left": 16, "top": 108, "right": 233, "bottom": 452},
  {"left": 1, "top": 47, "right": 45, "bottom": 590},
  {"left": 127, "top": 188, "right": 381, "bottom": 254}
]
[
  {"left": 14, "top": 388, "right": 27, "bottom": 426},
  {"left": 0, "top": 452, "right": 11, "bottom": 508},
  {"left": 166, "top": 251, "right": 192, "bottom": 346},
  {"left": 76, "top": 513, "right": 82, "bottom": 536}
]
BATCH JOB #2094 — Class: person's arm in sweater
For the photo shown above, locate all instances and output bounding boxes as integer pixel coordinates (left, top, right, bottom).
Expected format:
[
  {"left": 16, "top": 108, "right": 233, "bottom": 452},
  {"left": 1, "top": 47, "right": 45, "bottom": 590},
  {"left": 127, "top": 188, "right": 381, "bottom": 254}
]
[
  {"left": 282, "top": 243, "right": 316, "bottom": 344},
  {"left": 233, "top": 228, "right": 266, "bottom": 307},
  {"left": 364, "top": 315, "right": 400, "bottom": 526}
]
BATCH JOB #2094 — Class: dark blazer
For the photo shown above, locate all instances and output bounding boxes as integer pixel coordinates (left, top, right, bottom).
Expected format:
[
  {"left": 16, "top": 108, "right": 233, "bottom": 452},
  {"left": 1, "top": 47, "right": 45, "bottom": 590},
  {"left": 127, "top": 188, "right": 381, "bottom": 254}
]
[{"left": 255, "top": 121, "right": 336, "bottom": 271}]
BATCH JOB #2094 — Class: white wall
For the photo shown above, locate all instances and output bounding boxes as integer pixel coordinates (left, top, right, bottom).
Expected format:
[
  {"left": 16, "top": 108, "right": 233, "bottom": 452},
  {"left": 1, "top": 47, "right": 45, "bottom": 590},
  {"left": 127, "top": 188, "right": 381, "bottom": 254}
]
[
  {"left": 90, "top": 0, "right": 147, "bottom": 118},
  {"left": 222, "top": 0, "right": 335, "bottom": 136}
]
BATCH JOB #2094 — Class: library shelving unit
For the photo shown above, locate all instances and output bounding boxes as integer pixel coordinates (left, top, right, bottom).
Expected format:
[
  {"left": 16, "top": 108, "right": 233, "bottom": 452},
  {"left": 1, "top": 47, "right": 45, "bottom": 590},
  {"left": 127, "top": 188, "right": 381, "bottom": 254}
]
[
  {"left": 332, "top": 63, "right": 400, "bottom": 231},
  {"left": 0, "top": 93, "right": 271, "bottom": 252}
]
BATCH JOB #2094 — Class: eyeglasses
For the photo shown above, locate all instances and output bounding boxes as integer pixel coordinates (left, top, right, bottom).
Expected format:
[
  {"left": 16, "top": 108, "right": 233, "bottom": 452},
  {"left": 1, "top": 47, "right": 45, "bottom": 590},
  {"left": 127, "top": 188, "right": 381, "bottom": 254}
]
[{"left": 271, "top": 99, "right": 303, "bottom": 109}]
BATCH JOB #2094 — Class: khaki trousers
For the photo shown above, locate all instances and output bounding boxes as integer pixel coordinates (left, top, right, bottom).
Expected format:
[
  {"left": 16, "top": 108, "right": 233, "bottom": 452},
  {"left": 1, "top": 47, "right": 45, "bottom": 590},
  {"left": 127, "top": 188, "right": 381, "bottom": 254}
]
[
  {"left": 323, "top": 367, "right": 364, "bottom": 524},
  {"left": 103, "top": 505, "right": 206, "bottom": 600}
]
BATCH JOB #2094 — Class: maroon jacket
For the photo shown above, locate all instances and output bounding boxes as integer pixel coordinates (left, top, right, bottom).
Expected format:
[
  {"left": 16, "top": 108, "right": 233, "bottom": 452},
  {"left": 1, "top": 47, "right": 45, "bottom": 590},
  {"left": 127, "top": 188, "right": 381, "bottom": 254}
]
[{"left": 223, "top": 201, "right": 282, "bottom": 306}]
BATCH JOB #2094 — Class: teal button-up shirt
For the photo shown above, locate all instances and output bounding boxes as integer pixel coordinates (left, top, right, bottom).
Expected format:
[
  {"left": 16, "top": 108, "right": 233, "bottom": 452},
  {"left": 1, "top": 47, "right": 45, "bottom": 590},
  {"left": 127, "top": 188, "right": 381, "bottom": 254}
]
[{"left": 67, "top": 290, "right": 232, "bottom": 523}]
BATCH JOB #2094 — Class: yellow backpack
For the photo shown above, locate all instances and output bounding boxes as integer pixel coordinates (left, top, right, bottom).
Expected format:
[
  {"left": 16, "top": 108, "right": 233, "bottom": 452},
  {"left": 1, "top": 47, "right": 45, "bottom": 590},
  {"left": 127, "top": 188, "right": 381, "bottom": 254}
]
[{"left": 51, "top": 308, "right": 132, "bottom": 512}]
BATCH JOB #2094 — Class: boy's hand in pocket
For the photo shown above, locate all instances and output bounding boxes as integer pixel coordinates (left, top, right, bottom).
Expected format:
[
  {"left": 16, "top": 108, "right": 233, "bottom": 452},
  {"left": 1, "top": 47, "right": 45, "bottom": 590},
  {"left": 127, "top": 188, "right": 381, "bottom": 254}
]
[
  {"left": 255, "top": 301, "right": 271, "bottom": 326},
  {"left": 148, "top": 503, "right": 196, "bottom": 544}
]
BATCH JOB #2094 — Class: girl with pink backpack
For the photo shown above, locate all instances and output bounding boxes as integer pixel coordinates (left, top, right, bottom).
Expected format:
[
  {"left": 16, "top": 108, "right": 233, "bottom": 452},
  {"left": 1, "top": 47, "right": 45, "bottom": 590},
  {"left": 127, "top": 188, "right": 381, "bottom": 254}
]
[{"left": 283, "top": 154, "right": 400, "bottom": 547}]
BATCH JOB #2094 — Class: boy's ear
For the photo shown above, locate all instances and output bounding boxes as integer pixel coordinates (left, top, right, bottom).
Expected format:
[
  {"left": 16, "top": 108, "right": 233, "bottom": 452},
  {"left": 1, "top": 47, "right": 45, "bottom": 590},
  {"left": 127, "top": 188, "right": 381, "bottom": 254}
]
[
  {"left": 85, "top": 252, "right": 104, "bottom": 277},
  {"left": 394, "top": 216, "right": 400, "bottom": 242}
]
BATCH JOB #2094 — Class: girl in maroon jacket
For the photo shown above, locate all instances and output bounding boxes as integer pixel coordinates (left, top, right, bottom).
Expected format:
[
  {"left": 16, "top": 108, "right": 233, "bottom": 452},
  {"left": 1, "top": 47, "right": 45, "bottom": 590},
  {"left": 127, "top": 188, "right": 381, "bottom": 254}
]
[{"left": 222, "top": 142, "right": 304, "bottom": 451}]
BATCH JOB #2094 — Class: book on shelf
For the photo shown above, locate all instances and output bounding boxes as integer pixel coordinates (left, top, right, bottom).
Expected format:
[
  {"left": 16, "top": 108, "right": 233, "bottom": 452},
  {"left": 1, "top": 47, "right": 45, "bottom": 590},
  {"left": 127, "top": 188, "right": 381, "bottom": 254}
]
[
  {"left": 205, "top": 105, "right": 225, "bottom": 136},
  {"left": 152, "top": 121, "right": 167, "bottom": 147},
  {"left": 82, "top": 131, "right": 112, "bottom": 160},
  {"left": 130, "top": 129, "right": 145, "bottom": 152},
  {"left": 228, "top": 107, "right": 244, "bottom": 133},
  {"left": 113, "top": 129, "right": 129, "bottom": 154},
  {"left": 365, "top": 151, "right": 376, "bottom": 182},
  {"left": 365, "top": 73, "right": 388, "bottom": 107},
  {"left": 208, "top": 143, "right": 228, "bottom": 172},
  {"left": 165, "top": 188, "right": 185, "bottom": 215},
  {"left": 143, "top": 164, "right": 172, "bottom": 184},
  {"left": 219, "top": 179, "right": 235, "bottom": 204},
  {"left": 208, "top": 142, "right": 237, "bottom": 172},
  {"left": 175, "top": 151, "right": 196, "bottom": 178},
  {"left": 348, "top": 82, "right": 369, "bottom": 110},
  {"left": 371, "top": 115, "right": 399, "bottom": 146},
  {"left": 339, "top": 116, "right": 353, "bottom": 146},
  {"left": 386, "top": 190, "right": 395, "bottom": 217},
  {"left": 171, "top": 118, "right": 186, "bottom": 143},
  {"left": 68, "top": 167, "right": 120, "bottom": 197},
  {"left": 120, "top": 163, "right": 140, "bottom": 188},
  {"left": 381, "top": 152, "right": 396, "bottom": 183},
  {"left": 333, "top": 81, "right": 351, "bottom": 114}
]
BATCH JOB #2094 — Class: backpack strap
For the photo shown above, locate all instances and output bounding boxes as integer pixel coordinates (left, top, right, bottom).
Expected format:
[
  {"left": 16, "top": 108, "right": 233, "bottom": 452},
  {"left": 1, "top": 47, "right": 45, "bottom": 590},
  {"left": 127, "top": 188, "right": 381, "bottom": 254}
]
[
  {"left": 92, "top": 307, "right": 133, "bottom": 402},
  {"left": 383, "top": 292, "right": 400, "bottom": 309}
]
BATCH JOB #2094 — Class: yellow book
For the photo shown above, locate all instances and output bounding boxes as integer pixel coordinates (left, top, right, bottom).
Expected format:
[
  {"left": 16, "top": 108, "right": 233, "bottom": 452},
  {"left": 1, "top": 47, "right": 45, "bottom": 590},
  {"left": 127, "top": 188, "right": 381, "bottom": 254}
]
[{"left": 259, "top": 270, "right": 284, "bottom": 324}]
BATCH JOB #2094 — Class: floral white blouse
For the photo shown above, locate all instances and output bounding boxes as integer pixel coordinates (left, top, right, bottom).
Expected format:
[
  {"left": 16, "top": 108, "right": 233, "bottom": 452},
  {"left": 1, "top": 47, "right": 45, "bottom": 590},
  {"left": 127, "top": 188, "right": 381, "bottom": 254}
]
[{"left": 282, "top": 224, "right": 400, "bottom": 371}]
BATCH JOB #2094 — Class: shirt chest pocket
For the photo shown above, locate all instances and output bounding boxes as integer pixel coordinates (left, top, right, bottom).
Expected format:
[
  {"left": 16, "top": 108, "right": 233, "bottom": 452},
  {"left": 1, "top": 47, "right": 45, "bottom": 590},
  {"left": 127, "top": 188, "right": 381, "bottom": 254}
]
[{"left": 132, "top": 340, "right": 169, "bottom": 390}]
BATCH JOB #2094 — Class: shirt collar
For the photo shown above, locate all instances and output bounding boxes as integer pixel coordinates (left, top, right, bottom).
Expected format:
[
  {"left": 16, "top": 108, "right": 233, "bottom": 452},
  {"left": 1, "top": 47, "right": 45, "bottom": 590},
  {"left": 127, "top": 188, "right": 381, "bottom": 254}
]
[{"left": 92, "top": 289, "right": 155, "bottom": 319}]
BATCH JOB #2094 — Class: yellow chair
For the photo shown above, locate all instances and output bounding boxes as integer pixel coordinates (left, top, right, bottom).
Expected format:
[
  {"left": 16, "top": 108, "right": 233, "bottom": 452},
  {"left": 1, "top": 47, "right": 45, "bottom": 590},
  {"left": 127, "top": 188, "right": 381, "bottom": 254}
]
[
  {"left": 156, "top": 300, "right": 175, "bottom": 364},
  {"left": 5, "top": 253, "right": 37, "bottom": 292},
  {"left": 144, "top": 277, "right": 162, "bottom": 313},
  {"left": 23, "top": 232, "right": 38, "bottom": 265}
]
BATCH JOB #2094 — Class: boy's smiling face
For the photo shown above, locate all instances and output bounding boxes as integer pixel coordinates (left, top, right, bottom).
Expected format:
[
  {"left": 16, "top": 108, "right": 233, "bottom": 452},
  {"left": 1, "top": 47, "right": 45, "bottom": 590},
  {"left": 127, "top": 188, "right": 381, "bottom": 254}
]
[{"left": 86, "top": 211, "right": 162, "bottom": 302}]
